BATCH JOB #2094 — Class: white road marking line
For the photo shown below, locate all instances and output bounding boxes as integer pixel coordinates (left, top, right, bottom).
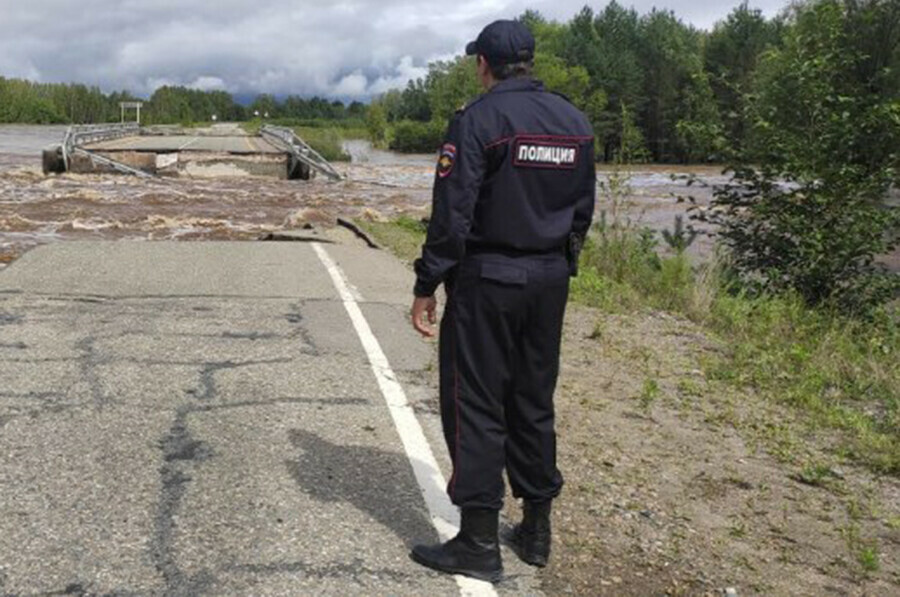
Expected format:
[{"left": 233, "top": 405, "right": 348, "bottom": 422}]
[
  {"left": 312, "top": 243, "right": 498, "bottom": 597},
  {"left": 177, "top": 137, "right": 199, "bottom": 150}
]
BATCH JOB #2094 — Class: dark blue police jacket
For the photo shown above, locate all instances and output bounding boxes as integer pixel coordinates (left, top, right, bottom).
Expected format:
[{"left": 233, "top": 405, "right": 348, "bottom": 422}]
[{"left": 413, "top": 77, "right": 596, "bottom": 298}]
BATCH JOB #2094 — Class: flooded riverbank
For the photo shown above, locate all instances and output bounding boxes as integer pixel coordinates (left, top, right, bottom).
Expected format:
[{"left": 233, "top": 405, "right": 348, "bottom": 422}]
[
  {"left": 6, "top": 125, "right": 894, "bottom": 273},
  {"left": 0, "top": 127, "right": 432, "bottom": 265},
  {"left": 0, "top": 126, "right": 723, "bottom": 267}
]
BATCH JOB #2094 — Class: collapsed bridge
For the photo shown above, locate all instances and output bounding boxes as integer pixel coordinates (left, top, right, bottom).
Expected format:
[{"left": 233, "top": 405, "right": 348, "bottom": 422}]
[{"left": 42, "top": 122, "right": 343, "bottom": 181}]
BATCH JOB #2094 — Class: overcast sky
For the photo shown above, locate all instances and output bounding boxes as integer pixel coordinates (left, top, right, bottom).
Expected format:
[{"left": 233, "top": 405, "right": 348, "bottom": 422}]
[{"left": 0, "top": 0, "right": 786, "bottom": 101}]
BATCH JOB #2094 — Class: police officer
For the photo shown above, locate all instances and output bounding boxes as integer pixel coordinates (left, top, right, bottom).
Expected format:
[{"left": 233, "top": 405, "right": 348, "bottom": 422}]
[{"left": 409, "top": 19, "right": 596, "bottom": 583}]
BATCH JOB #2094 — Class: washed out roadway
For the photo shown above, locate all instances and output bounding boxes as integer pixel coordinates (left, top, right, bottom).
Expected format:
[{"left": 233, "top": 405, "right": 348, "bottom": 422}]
[
  {"left": 0, "top": 239, "right": 539, "bottom": 596},
  {"left": 84, "top": 135, "right": 284, "bottom": 154}
]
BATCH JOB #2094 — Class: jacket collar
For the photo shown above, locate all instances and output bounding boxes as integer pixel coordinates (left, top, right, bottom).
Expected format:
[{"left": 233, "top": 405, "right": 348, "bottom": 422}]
[{"left": 488, "top": 78, "right": 545, "bottom": 95}]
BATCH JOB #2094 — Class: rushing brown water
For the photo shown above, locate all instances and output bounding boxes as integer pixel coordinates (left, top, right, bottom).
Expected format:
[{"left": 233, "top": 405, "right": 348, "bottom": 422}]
[
  {"left": 0, "top": 125, "right": 741, "bottom": 268},
  {"left": 0, "top": 128, "right": 442, "bottom": 265}
]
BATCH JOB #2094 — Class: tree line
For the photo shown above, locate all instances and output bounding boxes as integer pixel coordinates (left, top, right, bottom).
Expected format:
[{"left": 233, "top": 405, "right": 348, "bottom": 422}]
[
  {"left": 368, "top": 0, "right": 897, "bottom": 165},
  {"left": 370, "top": 0, "right": 898, "bottom": 312},
  {"left": 0, "top": 78, "right": 366, "bottom": 126}
]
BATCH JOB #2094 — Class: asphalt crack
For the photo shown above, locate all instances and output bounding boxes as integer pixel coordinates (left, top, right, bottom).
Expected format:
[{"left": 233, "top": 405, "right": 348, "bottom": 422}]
[
  {"left": 0, "top": 312, "right": 22, "bottom": 325},
  {"left": 285, "top": 303, "right": 319, "bottom": 356},
  {"left": 150, "top": 355, "right": 295, "bottom": 594},
  {"left": 189, "top": 396, "right": 368, "bottom": 412},
  {"left": 152, "top": 406, "right": 215, "bottom": 597},
  {"left": 187, "top": 358, "right": 293, "bottom": 401},
  {"left": 229, "top": 558, "right": 415, "bottom": 582},
  {"left": 75, "top": 337, "right": 110, "bottom": 409}
]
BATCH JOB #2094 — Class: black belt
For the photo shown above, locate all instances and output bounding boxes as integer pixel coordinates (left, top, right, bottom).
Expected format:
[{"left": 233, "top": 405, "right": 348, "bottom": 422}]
[{"left": 465, "top": 243, "right": 565, "bottom": 258}]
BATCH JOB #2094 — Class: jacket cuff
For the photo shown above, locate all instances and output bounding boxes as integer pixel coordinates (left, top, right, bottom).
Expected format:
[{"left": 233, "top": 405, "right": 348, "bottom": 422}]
[{"left": 413, "top": 278, "right": 439, "bottom": 298}]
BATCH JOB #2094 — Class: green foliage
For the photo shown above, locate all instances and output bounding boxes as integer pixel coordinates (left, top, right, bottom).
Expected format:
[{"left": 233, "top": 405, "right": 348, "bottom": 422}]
[
  {"left": 675, "top": 70, "right": 727, "bottom": 162},
  {"left": 639, "top": 378, "right": 661, "bottom": 410},
  {"left": 365, "top": 56, "right": 479, "bottom": 149},
  {"left": 574, "top": 167, "right": 698, "bottom": 313},
  {"left": 562, "top": 152, "right": 900, "bottom": 478},
  {"left": 533, "top": 52, "right": 591, "bottom": 106},
  {"left": 637, "top": 9, "right": 724, "bottom": 162},
  {"left": 794, "top": 462, "right": 841, "bottom": 487},
  {"left": 248, "top": 93, "right": 278, "bottom": 119},
  {"left": 617, "top": 102, "right": 650, "bottom": 163},
  {"left": 292, "top": 127, "right": 351, "bottom": 162},
  {"left": 571, "top": 219, "right": 900, "bottom": 476},
  {"left": 697, "top": 0, "right": 900, "bottom": 313},
  {"left": 256, "top": 117, "right": 366, "bottom": 132},
  {"left": 842, "top": 522, "right": 881, "bottom": 573},
  {"left": 590, "top": 2, "right": 646, "bottom": 160},
  {"left": 389, "top": 120, "right": 444, "bottom": 153},
  {"left": 425, "top": 56, "right": 482, "bottom": 123},
  {"left": 249, "top": 94, "right": 364, "bottom": 122},
  {"left": 365, "top": 3, "right": 782, "bottom": 164},
  {"left": 355, "top": 215, "right": 427, "bottom": 264},
  {"left": 707, "top": 290, "right": 899, "bottom": 474},
  {"left": 241, "top": 121, "right": 357, "bottom": 160},
  {"left": 392, "top": 80, "right": 432, "bottom": 122},
  {"left": 662, "top": 215, "right": 699, "bottom": 253},
  {"left": 705, "top": 2, "right": 782, "bottom": 151},
  {"left": 857, "top": 544, "right": 880, "bottom": 573},
  {"left": 366, "top": 101, "right": 389, "bottom": 148},
  {"left": 0, "top": 78, "right": 365, "bottom": 126},
  {"left": 368, "top": 196, "right": 900, "bottom": 477},
  {"left": 0, "top": 77, "right": 115, "bottom": 123},
  {"left": 144, "top": 86, "right": 226, "bottom": 124}
]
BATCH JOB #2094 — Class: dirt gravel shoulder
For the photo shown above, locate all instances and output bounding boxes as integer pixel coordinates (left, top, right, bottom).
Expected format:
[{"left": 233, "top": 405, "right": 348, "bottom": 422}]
[{"left": 542, "top": 306, "right": 900, "bottom": 596}]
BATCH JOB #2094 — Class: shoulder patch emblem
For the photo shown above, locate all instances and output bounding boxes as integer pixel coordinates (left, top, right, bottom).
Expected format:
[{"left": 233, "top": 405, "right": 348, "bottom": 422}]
[
  {"left": 513, "top": 136, "right": 579, "bottom": 170},
  {"left": 437, "top": 143, "right": 456, "bottom": 178}
]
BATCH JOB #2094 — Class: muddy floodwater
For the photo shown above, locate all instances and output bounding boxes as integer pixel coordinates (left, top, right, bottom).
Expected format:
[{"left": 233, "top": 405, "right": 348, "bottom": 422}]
[{"left": 0, "top": 124, "right": 733, "bottom": 267}]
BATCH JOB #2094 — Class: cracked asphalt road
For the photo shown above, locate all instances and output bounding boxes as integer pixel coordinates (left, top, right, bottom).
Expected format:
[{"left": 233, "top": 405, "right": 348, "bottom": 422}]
[{"left": 0, "top": 239, "right": 540, "bottom": 596}]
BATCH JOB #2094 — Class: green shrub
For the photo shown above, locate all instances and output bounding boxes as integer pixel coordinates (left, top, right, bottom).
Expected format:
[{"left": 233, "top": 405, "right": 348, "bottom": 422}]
[
  {"left": 366, "top": 102, "right": 389, "bottom": 148},
  {"left": 696, "top": 0, "right": 900, "bottom": 314},
  {"left": 389, "top": 120, "right": 444, "bottom": 153},
  {"left": 576, "top": 217, "right": 699, "bottom": 314},
  {"left": 293, "top": 127, "right": 350, "bottom": 162},
  {"left": 572, "top": 221, "right": 900, "bottom": 475}
]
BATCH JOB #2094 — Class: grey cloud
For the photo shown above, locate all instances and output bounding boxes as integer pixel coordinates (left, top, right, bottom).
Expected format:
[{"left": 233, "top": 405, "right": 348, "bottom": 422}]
[{"left": 0, "top": 0, "right": 787, "bottom": 99}]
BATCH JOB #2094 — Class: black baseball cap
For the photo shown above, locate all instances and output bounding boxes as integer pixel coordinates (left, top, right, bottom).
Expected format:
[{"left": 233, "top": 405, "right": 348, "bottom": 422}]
[{"left": 465, "top": 20, "right": 535, "bottom": 66}]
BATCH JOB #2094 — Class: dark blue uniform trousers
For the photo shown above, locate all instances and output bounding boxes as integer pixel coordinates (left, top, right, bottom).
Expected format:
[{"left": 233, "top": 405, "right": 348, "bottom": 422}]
[{"left": 440, "top": 252, "right": 568, "bottom": 510}]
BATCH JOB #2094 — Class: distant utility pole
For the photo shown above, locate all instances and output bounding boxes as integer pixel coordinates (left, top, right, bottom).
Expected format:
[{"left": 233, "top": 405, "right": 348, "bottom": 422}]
[{"left": 120, "top": 101, "right": 144, "bottom": 124}]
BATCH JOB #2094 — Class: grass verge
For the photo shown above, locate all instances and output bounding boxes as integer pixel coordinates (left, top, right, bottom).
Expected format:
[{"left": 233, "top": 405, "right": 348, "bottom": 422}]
[
  {"left": 356, "top": 216, "right": 428, "bottom": 264},
  {"left": 358, "top": 213, "right": 899, "bottom": 476}
]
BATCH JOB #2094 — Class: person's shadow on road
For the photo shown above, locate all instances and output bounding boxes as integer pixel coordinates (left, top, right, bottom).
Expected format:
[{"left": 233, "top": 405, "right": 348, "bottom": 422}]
[{"left": 285, "top": 428, "right": 437, "bottom": 548}]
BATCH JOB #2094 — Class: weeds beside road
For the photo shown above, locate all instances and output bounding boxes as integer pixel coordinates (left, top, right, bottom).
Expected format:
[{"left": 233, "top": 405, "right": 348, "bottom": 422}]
[{"left": 358, "top": 214, "right": 900, "bottom": 595}]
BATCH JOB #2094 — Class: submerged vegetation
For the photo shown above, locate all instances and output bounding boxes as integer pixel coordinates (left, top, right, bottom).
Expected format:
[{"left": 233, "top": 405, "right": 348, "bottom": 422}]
[{"left": 240, "top": 120, "right": 364, "bottom": 162}]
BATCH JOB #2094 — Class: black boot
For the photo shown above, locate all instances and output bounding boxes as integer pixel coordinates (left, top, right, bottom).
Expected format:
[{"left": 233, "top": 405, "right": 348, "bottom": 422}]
[
  {"left": 510, "top": 500, "right": 552, "bottom": 567},
  {"left": 410, "top": 508, "right": 502, "bottom": 583}
]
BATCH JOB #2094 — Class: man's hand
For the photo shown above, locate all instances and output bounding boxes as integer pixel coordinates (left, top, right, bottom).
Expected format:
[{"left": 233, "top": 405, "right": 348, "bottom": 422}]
[{"left": 411, "top": 295, "right": 438, "bottom": 338}]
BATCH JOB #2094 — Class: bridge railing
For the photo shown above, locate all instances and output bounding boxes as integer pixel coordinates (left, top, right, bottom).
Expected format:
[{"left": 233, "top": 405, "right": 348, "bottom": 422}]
[
  {"left": 61, "top": 123, "right": 141, "bottom": 171},
  {"left": 260, "top": 125, "right": 343, "bottom": 181}
]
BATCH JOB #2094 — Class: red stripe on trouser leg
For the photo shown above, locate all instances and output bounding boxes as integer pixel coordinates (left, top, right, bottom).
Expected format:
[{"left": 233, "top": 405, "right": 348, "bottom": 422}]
[{"left": 448, "top": 316, "right": 460, "bottom": 498}]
